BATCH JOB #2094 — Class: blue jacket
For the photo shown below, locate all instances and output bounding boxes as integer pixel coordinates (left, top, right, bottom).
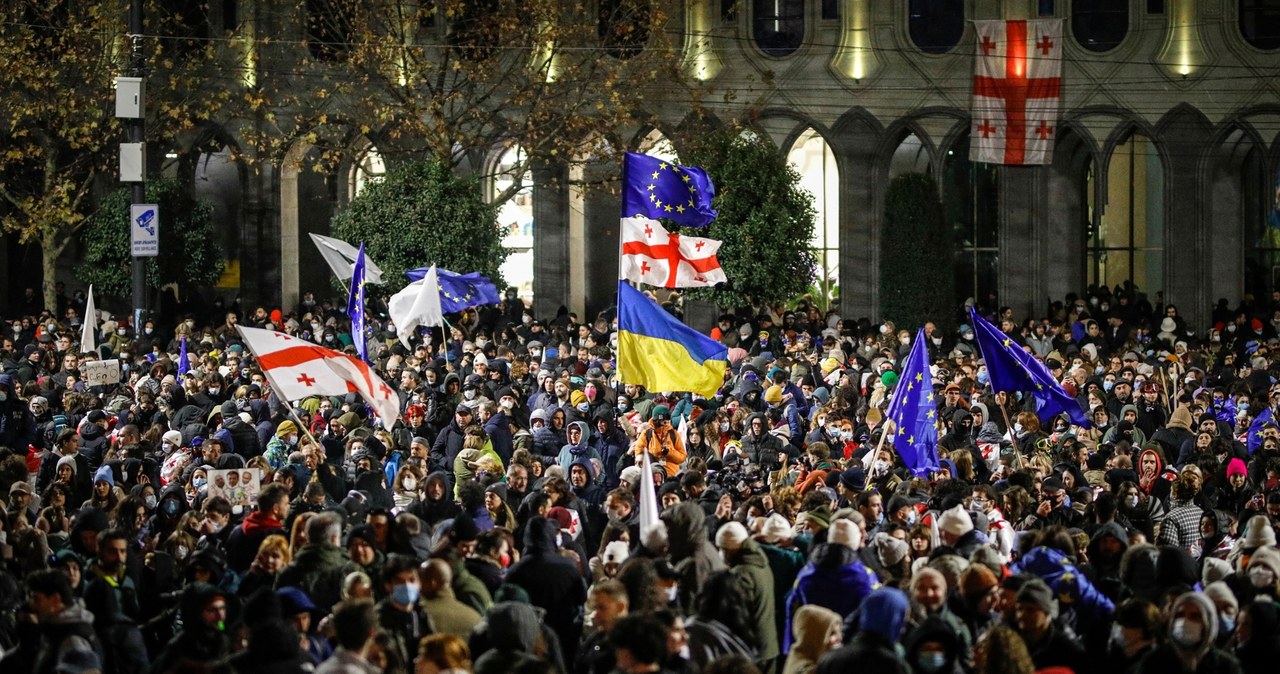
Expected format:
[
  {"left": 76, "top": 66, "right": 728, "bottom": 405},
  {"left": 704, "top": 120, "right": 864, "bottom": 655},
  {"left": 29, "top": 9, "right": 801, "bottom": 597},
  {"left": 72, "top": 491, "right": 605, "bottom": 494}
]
[
  {"left": 1009, "top": 545, "right": 1114, "bottom": 626},
  {"left": 786, "top": 545, "right": 879, "bottom": 651}
]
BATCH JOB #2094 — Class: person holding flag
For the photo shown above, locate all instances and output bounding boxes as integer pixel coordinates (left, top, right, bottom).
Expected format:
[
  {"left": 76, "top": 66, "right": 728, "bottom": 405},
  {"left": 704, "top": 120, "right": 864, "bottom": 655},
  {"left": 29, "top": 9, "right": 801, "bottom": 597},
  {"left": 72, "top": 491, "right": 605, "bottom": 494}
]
[{"left": 882, "top": 328, "right": 942, "bottom": 476}]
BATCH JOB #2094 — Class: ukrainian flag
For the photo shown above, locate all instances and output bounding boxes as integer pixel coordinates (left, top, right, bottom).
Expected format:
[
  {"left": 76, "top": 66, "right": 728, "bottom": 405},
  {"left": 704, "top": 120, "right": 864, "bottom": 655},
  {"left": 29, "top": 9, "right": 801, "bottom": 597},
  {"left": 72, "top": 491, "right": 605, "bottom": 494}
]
[{"left": 616, "top": 281, "right": 728, "bottom": 397}]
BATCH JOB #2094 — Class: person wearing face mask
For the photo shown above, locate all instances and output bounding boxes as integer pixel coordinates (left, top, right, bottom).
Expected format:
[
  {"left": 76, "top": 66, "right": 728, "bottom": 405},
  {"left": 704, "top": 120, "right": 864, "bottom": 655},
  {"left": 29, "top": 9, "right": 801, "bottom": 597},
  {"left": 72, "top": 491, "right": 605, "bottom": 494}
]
[
  {"left": 903, "top": 615, "right": 963, "bottom": 674},
  {"left": 1244, "top": 547, "right": 1280, "bottom": 602},
  {"left": 1133, "top": 591, "right": 1240, "bottom": 674},
  {"left": 374, "top": 553, "right": 436, "bottom": 668},
  {"left": 1103, "top": 598, "right": 1162, "bottom": 674}
]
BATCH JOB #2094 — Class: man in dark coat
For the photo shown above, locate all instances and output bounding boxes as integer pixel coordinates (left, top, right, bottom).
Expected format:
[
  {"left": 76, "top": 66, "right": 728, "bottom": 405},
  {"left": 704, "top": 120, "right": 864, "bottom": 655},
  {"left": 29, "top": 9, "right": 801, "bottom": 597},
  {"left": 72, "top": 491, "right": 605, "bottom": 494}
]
[
  {"left": 503, "top": 516, "right": 587, "bottom": 657},
  {"left": 431, "top": 404, "right": 473, "bottom": 494}
]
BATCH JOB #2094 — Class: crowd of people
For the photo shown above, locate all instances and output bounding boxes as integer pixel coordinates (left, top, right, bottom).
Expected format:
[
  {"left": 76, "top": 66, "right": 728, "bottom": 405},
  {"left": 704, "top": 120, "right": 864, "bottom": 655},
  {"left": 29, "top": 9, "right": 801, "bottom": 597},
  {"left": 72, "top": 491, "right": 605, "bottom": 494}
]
[{"left": 0, "top": 283, "right": 1279, "bottom": 674}]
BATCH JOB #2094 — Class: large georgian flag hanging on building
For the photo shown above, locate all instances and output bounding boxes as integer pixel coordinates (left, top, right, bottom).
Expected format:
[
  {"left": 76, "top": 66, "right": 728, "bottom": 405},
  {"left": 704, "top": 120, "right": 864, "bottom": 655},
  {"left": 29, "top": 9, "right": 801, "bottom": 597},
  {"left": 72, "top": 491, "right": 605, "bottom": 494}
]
[
  {"left": 619, "top": 216, "right": 727, "bottom": 288},
  {"left": 970, "top": 19, "right": 1064, "bottom": 165}
]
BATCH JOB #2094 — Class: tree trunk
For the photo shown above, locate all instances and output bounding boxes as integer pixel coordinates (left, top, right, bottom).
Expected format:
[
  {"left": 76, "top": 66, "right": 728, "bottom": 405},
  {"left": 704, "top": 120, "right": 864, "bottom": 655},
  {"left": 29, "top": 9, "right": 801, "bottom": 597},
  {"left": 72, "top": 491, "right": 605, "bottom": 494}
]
[{"left": 41, "top": 229, "right": 65, "bottom": 315}]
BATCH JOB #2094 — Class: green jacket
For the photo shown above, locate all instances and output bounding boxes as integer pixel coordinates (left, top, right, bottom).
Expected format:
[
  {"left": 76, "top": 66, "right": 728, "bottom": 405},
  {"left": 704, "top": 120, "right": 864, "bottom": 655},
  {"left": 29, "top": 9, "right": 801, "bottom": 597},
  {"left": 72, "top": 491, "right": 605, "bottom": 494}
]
[{"left": 730, "top": 540, "right": 780, "bottom": 663}]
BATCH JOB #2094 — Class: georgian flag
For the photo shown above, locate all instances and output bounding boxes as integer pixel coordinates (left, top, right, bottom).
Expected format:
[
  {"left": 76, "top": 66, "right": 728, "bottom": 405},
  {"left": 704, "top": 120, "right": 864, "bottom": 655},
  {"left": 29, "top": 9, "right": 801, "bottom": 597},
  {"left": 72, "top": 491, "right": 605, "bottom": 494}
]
[
  {"left": 237, "top": 326, "right": 401, "bottom": 430},
  {"left": 970, "top": 19, "right": 1064, "bottom": 165},
  {"left": 618, "top": 216, "right": 727, "bottom": 288}
]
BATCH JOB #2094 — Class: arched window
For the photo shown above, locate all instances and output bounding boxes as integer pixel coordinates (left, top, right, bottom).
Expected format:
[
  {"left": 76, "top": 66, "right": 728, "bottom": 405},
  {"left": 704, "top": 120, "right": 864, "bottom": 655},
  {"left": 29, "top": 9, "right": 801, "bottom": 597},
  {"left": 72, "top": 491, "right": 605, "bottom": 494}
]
[
  {"left": 600, "top": 0, "right": 651, "bottom": 59},
  {"left": 1241, "top": 0, "right": 1280, "bottom": 50},
  {"left": 1072, "top": 0, "right": 1128, "bottom": 52},
  {"left": 908, "top": 0, "right": 964, "bottom": 54},
  {"left": 1088, "top": 133, "right": 1163, "bottom": 293},
  {"left": 753, "top": 0, "right": 805, "bottom": 56},
  {"left": 942, "top": 134, "right": 1000, "bottom": 305},
  {"left": 787, "top": 130, "right": 840, "bottom": 309},
  {"left": 351, "top": 145, "right": 385, "bottom": 199},
  {"left": 637, "top": 129, "right": 679, "bottom": 162},
  {"left": 305, "top": 0, "right": 354, "bottom": 62},
  {"left": 493, "top": 146, "right": 534, "bottom": 299}
]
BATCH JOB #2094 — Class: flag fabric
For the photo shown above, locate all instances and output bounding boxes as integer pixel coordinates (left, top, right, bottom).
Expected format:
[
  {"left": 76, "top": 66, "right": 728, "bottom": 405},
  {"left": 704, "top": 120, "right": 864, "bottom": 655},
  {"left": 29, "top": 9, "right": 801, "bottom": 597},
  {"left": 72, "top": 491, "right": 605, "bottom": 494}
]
[
  {"left": 309, "top": 233, "right": 384, "bottom": 284},
  {"left": 1249, "top": 407, "right": 1273, "bottom": 454},
  {"left": 237, "top": 326, "right": 401, "bottom": 430},
  {"left": 616, "top": 281, "right": 727, "bottom": 397},
  {"left": 387, "top": 265, "right": 444, "bottom": 350},
  {"left": 639, "top": 450, "right": 662, "bottom": 542},
  {"left": 80, "top": 285, "right": 97, "bottom": 354},
  {"left": 618, "top": 216, "right": 727, "bottom": 288},
  {"left": 346, "top": 243, "right": 369, "bottom": 363},
  {"left": 404, "top": 268, "right": 502, "bottom": 313},
  {"left": 971, "top": 19, "right": 1064, "bottom": 165},
  {"left": 621, "top": 152, "right": 718, "bottom": 228},
  {"left": 884, "top": 329, "right": 941, "bottom": 476},
  {"left": 177, "top": 336, "right": 191, "bottom": 376},
  {"left": 968, "top": 307, "right": 1091, "bottom": 427}
]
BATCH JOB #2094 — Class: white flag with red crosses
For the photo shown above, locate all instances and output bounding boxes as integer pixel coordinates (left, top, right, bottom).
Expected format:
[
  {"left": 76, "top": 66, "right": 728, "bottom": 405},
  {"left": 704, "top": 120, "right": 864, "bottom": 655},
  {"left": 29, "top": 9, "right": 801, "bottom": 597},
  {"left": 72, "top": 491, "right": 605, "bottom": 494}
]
[
  {"left": 971, "top": 19, "right": 1064, "bottom": 165},
  {"left": 237, "top": 326, "right": 401, "bottom": 430},
  {"left": 619, "top": 216, "right": 727, "bottom": 288}
]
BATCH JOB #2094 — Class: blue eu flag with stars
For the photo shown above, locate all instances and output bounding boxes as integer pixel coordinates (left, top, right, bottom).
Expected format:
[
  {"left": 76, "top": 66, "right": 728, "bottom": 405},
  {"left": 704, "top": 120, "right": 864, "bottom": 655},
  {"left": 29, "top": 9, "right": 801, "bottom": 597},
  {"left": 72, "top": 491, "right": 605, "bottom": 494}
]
[
  {"left": 404, "top": 267, "right": 502, "bottom": 314},
  {"left": 1248, "top": 407, "right": 1273, "bottom": 454},
  {"left": 968, "top": 307, "right": 1090, "bottom": 428},
  {"left": 621, "top": 152, "right": 718, "bottom": 227},
  {"left": 346, "top": 242, "right": 369, "bottom": 363},
  {"left": 884, "top": 329, "right": 941, "bottom": 476}
]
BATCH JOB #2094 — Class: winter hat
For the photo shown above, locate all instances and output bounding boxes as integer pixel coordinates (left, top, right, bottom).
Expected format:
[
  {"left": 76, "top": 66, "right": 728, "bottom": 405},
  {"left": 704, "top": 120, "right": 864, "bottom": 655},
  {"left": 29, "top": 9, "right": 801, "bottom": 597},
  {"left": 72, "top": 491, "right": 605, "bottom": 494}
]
[
  {"left": 716, "top": 521, "right": 750, "bottom": 551},
  {"left": 828, "top": 519, "right": 862, "bottom": 549},
  {"left": 529, "top": 409, "right": 549, "bottom": 425},
  {"left": 276, "top": 420, "right": 298, "bottom": 438},
  {"left": 1243, "top": 516, "right": 1277, "bottom": 549},
  {"left": 938, "top": 505, "right": 974, "bottom": 537},
  {"left": 651, "top": 405, "right": 671, "bottom": 421},
  {"left": 93, "top": 464, "right": 114, "bottom": 486},
  {"left": 603, "top": 541, "right": 630, "bottom": 566},
  {"left": 619, "top": 466, "right": 643, "bottom": 487},
  {"left": 56, "top": 454, "right": 78, "bottom": 476},
  {"left": 1204, "top": 581, "right": 1238, "bottom": 613},
  {"left": 1016, "top": 578, "right": 1055, "bottom": 615},
  {"left": 871, "top": 531, "right": 909, "bottom": 567},
  {"left": 547, "top": 506, "right": 575, "bottom": 534},
  {"left": 763, "top": 385, "right": 784, "bottom": 405},
  {"left": 839, "top": 466, "right": 866, "bottom": 492},
  {"left": 959, "top": 563, "right": 999, "bottom": 600},
  {"left": 1161, "top": 317, "right": 1177, "bottom": 333},
  {"left": 1202, "top": 557, "right": 1232, "bottom": 586},
  {"left": 569, "top": 390, "right": 588, "bottom": 408},
  {"left": 1227, "top": 458, "right": 1248, "bottom": 478},
  {"left": 881, "top": 371, "right": 899, "bottom": 388},
  {"left": 1248, "top": 546, "right": 1280, "bottom": 578},
  {"left": 449, "top": 513, "right": 480, "bottom": 543},
  {"left": 758, "top": 513, "right": 793, "bottom": 544},
  {"left": 162, "top": 430, "right": 183, "bottom": 446}
]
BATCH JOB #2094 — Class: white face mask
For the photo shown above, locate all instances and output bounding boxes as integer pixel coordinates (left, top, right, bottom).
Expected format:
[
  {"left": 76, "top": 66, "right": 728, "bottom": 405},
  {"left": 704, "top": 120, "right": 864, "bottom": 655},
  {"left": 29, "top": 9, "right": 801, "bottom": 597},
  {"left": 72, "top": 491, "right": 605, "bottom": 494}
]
[
  {"left": 1124, "top": 495, "right": 1139, "bottom": 509},
  {"left": 1171, "top": 617, "right": 1203, "bottom": 647},
  {"left": 402, "top": 477, "right": 417, "bottom": 491},
  {"left": 1250, "top": 566, "right": 1275, "bottom": 588},
  {"left": 476, "top": 339, "right": 488, "bottom": 349},
  {"left": 500, "top": 399, "right": 514, "bottom": 410}
]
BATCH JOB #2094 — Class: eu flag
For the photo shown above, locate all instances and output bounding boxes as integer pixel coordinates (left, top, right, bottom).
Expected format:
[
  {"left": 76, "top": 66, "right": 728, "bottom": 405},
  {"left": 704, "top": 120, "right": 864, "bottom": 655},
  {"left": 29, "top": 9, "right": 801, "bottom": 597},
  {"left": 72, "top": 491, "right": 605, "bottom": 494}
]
[
  {"left": 885, "top": 329, "right": 941, "bottom": 476},
  {"left": 178, "top": 335, "right": 190, "bottom": 376},
  {"left": 347, "top": 243, "right": 369, "bottom": 363},
  {"left": 621, "top": 152, "right": 718, "bottom": 228},
  {"left": 968, "top": 307, "right": 1090, "bottom": 427},
  {"left": 404, "top": 267, "right": 502, "bottom": 314},
  {"left": 1249, "top": 407, "right": 1273, "bottom": 454}
]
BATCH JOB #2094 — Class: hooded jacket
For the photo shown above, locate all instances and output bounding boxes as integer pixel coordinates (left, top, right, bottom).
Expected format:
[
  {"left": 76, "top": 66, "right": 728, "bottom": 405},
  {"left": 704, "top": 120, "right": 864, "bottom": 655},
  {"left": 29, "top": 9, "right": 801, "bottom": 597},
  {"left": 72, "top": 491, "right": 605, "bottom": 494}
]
[
  {"left": 728, "top": 539, "right": 779, "bottom": 661},
  {"left": 152, "top": 582, "right": 230, "bottom": 673},
  {"left": 556, "top": 421, "right": 601, "bottom": 473},
  {"left": 473, "top": 602, "right": 542, "bottom": 674},
  {"left": 274, "top": 542, "right": 361, "bottom": 614},
  {"left": 819, "top": 588, "right": 912, "bottom": 674},
  {"left": 663, "top": 502, "right": 726, "bottom": 609},
  {"left": 1084, "top": 521, "right": 1130, "bottom": 602},
  {"left": 787, "top": 543, "right": 878, "bottom": 651},
  {"left": 1134, "top": 592, "right": 1241, "bottom": 674},
  {"left": 588, "top": 409, "right": 630, "bottom": 489},
  {"left": 782, "top": 605, "right": 842, "bottom": 674},
  {"left": 410, "top": 471, "right": 462, "bottom": 526},
  {"left": 503, "top": 517, "right": 586, "bottom": 657},
  {"left": 31, "top": 602, "right": 99, "bottom": 674},
  {"left": 741, "top": 412, "right": 785, "bottom": 468}
]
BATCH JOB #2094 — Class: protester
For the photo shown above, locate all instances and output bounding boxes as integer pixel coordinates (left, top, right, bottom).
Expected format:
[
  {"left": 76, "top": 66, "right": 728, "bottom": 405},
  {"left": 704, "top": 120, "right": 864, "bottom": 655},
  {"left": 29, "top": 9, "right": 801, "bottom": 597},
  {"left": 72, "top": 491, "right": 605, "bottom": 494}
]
[{"left": 4, "top": 286, "right": 1280, "bottom": 674}]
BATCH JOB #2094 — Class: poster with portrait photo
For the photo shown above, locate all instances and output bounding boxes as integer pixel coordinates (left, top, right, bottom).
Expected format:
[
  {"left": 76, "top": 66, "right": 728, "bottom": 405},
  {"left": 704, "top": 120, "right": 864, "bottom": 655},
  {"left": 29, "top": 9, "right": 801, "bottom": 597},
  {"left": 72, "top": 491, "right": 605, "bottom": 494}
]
[{"left": 205, "top": 468, "right": 262, "bottom": 508}]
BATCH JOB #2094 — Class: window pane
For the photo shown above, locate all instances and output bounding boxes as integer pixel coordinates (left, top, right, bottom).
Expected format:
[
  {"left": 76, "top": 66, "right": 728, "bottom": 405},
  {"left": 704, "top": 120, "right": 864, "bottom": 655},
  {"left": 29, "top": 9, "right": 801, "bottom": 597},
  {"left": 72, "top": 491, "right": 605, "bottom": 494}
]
[
  {"left": 1072, "top": 0, "right": 1128, "bottom": 52},
  {"left": 753, "top": 0, "right": 805, "bottom": 56},
  {"left": 1091, "top": 134, "right": 1163, "bottom": 292},
  {"left": 495, "top": 147, "right": 534, "bottom": 299},
  {"left": 1241, "top": 0, "right": 1280, "bottom": 50},
  {"left": 908, "top": 0, "right": 965, "bottom": 54}
]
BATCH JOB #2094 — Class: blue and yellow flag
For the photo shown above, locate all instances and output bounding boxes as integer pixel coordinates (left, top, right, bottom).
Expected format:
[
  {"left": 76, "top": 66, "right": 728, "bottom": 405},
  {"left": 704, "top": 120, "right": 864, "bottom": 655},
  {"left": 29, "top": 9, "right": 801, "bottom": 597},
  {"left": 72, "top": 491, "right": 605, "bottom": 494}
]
[
  {"left": 884, "top": 329, "right": 940, "bottom": 476},
  {"left": 616, "top": 281, "right": 727, "bottom": 397},
  {"left": 346, "top": 243, "right": 369, "bottom": 363},
  {"left": 621, "top": 152, "right": 718, "bottom": 228},
  {"left": 968, "top": 307, "right": 1090, "bottom": 427}
]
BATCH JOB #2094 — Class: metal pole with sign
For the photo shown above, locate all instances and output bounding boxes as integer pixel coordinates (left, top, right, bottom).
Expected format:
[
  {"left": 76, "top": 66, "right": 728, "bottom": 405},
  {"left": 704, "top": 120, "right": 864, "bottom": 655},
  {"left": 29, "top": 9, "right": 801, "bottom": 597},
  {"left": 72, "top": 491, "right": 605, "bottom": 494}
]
[{"left": 127, "top": 0, "right": 146, "bottom": 328}]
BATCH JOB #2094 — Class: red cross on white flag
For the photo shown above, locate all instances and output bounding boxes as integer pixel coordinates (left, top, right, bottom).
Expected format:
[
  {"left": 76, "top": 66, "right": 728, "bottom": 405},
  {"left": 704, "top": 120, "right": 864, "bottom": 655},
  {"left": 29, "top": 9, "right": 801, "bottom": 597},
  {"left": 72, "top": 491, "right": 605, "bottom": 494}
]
[
  {"left": 618, "top": 216, "right": 728, "bottom": 288},
  {"left": 236, "top": 326, "right": 401, "bottom": 430},
  {"left": 970, "top": 19, "right": 1064, "bottom": 165}
]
